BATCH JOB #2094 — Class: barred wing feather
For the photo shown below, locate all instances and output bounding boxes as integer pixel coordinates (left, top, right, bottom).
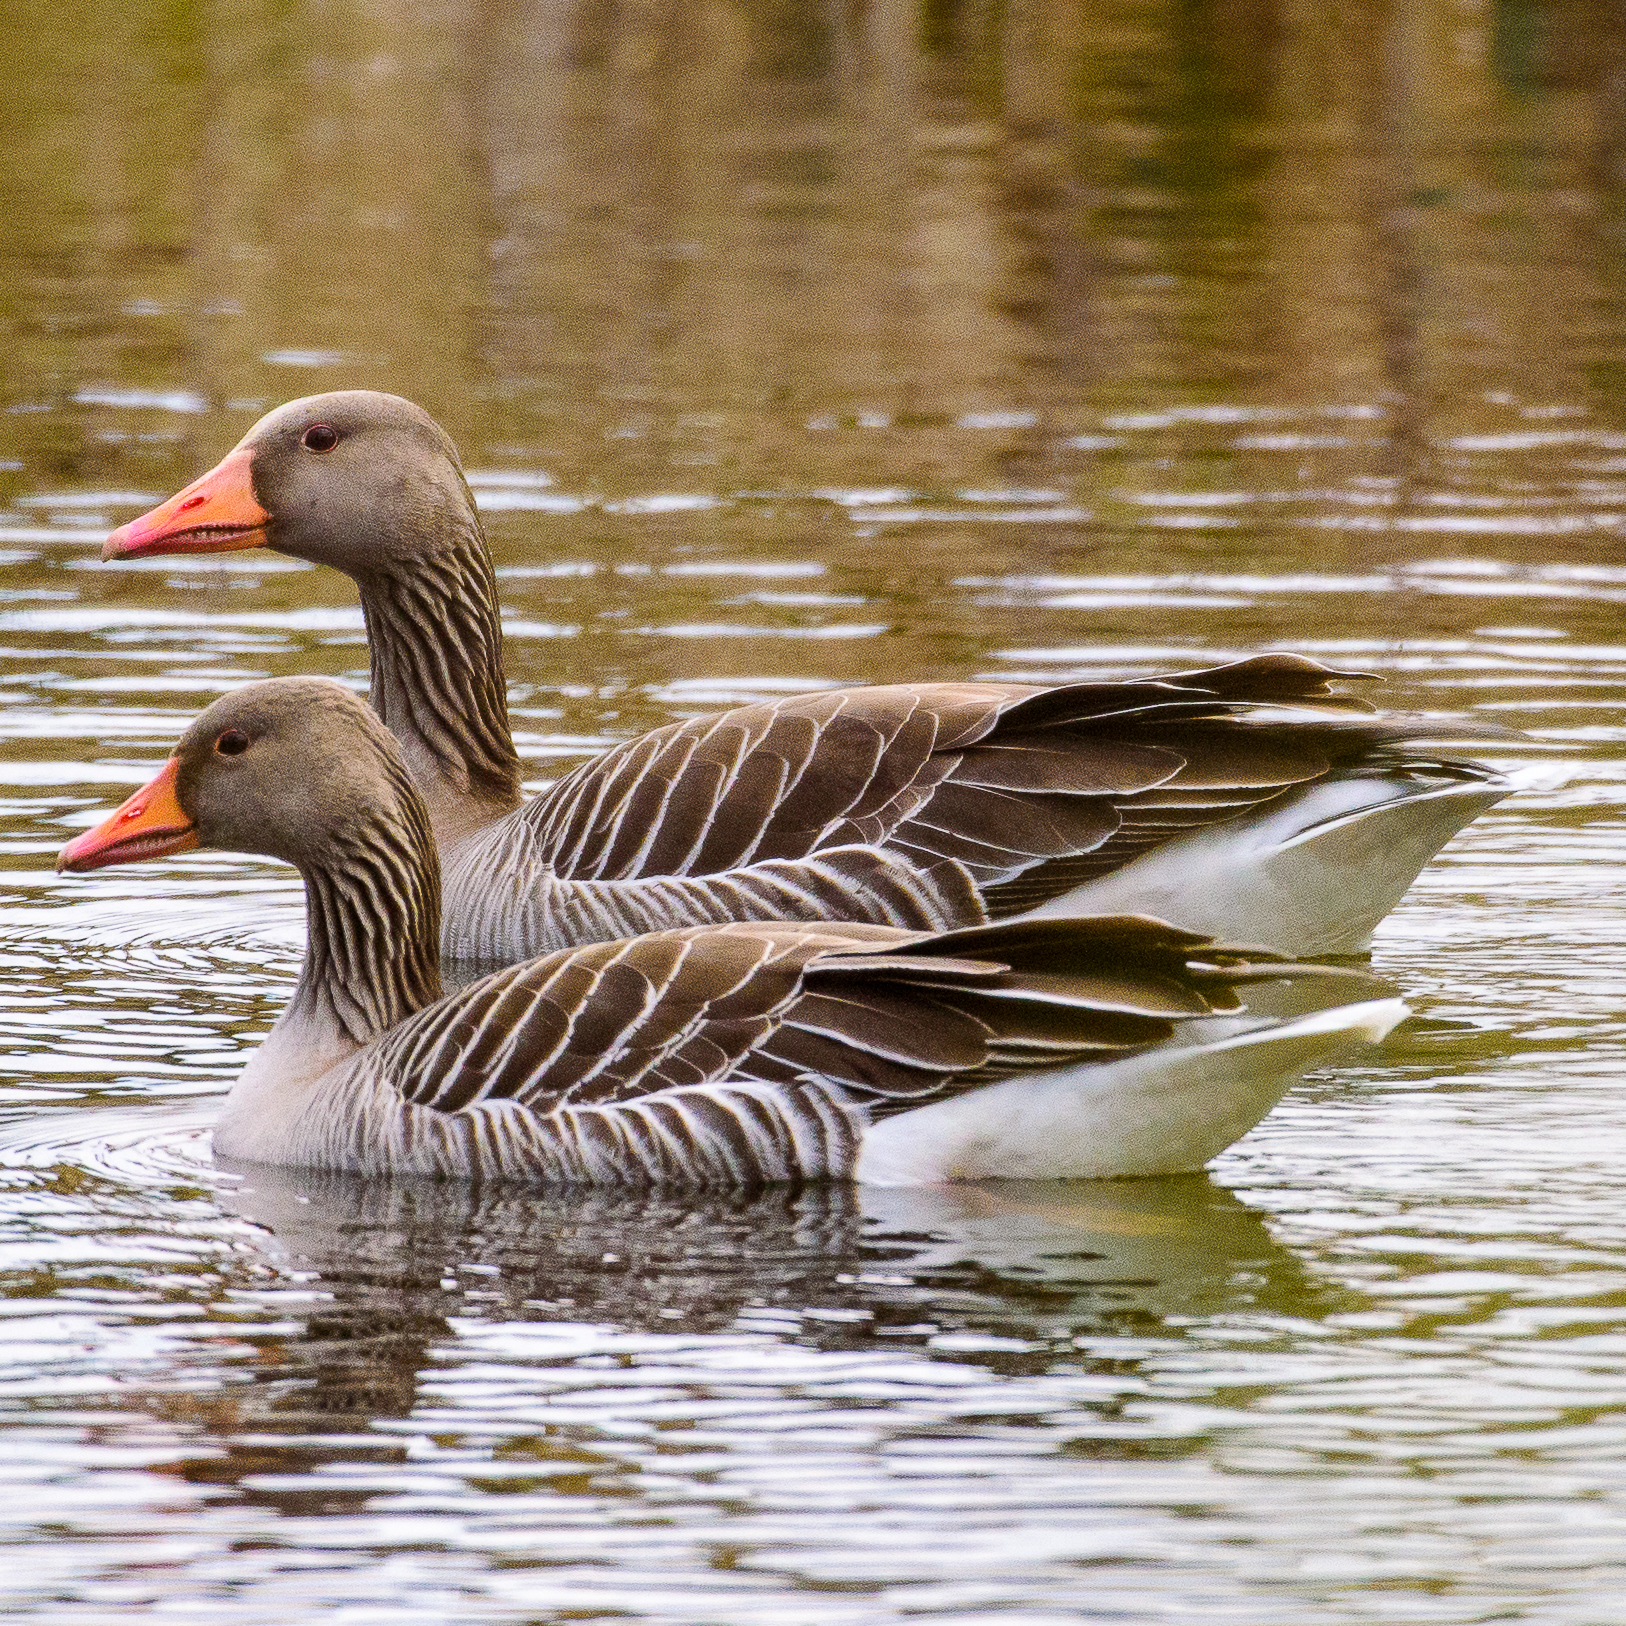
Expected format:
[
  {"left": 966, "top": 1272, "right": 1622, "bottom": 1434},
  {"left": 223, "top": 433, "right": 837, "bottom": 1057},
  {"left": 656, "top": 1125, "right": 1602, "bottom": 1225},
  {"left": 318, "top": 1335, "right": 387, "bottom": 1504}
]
[
  {"left": 516, "top": 657, "right": 1404, "bottom": 921},
  {"left": 369, "top": 917, "right": 1317, "bottom": 1184},
  {"left": 522, "top": 684, "right": 1015, "bottom": 881}
]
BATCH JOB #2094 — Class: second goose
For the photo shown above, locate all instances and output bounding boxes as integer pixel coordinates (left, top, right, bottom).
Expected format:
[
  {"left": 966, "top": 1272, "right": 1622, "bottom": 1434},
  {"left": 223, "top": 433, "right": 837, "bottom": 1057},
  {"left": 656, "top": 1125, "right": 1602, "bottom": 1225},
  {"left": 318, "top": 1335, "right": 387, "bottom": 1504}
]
[{"left": 103, "top": 392, "right": 1510, "bottom": 961}]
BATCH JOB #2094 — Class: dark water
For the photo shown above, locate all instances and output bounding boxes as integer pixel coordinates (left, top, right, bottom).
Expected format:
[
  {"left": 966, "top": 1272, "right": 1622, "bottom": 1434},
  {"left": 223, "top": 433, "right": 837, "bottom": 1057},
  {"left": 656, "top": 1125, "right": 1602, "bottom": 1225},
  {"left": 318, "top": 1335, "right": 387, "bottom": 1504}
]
[{"left": 2, "top": 2, "right": 1626, "bottom": 1619}]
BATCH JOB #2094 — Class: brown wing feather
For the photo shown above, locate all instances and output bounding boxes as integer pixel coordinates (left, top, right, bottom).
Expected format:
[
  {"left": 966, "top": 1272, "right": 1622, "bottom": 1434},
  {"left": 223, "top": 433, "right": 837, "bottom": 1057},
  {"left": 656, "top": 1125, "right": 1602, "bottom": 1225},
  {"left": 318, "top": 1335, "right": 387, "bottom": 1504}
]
[
  {"left": 1157, "top": 653, "right": 1379, "bottom": 708},
  {"left": 523, "top": 687, "right": 1015, "bottom": 881},
  {"left": 951, "top": 736, "right": 1179, "bottom": 793},
  {"left": 518, "top": 661, "right": 1462, "bottom": 922},
  {"left": 388, "top": 926, "right": 817, "bottom": 1114},
  {"left": 378, "top": 917, "right": 1385, "bottom": 1185}
]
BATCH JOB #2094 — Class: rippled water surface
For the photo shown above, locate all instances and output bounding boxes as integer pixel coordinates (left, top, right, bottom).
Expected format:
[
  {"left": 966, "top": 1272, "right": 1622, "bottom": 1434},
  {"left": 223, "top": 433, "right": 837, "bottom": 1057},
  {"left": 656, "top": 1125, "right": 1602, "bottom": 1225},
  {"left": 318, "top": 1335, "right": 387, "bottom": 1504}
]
[{"left": 4, "top": 2, "right": 1626, "bottom": 1620}]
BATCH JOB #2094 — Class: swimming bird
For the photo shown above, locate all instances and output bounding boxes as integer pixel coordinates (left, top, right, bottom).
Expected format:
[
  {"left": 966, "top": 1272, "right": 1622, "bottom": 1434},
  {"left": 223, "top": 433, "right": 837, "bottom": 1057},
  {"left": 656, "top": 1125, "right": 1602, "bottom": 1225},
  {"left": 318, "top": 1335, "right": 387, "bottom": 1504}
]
[
  {"left": 57, "top": 679, "right": 1404, "bottom": 1185},
  {"left": 102, "top": 392, "right": 1509, "bottom": 961}
]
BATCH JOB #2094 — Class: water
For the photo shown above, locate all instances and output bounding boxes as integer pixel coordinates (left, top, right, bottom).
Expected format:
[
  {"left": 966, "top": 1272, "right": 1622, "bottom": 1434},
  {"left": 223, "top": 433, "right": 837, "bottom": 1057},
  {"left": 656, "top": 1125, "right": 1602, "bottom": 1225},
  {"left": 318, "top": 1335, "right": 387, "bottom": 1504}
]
[{"left": 2, "top": 1, "right": 1626, "bottom": 1619}]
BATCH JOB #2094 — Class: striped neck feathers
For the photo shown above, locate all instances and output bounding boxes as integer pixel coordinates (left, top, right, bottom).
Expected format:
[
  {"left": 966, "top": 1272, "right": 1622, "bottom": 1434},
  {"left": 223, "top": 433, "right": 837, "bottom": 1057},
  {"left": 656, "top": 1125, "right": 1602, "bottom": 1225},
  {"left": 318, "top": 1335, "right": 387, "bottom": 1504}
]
[
  {"left": 355, "top": 511, "right": 522, "bottom": 837},
  {"left": 289, "top": 754, "right": 445, "bottom": 1051}
]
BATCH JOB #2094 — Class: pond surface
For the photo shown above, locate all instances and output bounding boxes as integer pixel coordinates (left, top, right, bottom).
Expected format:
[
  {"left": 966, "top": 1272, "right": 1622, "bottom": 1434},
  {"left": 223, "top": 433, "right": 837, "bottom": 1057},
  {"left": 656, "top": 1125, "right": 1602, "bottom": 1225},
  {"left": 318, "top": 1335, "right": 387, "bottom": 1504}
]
[{"left": 3, "top": 2, "right": 1626, "bottom": 1620}]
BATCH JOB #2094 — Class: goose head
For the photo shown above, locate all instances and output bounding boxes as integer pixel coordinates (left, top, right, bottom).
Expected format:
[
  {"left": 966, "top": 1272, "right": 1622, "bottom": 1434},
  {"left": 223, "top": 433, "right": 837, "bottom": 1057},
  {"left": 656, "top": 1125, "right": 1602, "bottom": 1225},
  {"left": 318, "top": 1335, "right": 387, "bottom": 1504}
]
[
  {"left": 100, "top": 396, "right": 520, "bottom": 832},
  {"left": 58, "top": 677, "right": 426, "bottom": 875},
  {"left": 101, "top": 392, "right": 476, "bottom": 574}
]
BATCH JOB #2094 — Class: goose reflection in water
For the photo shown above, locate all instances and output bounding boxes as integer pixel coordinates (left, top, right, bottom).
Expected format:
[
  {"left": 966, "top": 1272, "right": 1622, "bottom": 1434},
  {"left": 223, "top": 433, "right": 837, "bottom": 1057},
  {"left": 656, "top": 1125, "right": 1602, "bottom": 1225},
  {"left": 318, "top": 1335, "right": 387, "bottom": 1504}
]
[{"left": 197, "top": 1167, "right": 1333, "bottom": 1439}]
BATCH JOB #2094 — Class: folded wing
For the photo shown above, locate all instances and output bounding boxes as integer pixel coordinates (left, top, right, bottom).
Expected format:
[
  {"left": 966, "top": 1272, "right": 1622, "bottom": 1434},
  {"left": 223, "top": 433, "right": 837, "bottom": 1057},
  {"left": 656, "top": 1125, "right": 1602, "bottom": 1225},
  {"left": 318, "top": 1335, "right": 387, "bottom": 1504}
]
[
  {"left": 373, "top": 914, "right": 1374, "bottom": 1185},
  {"left": 518, "top": 656, "right": 1461, "bottom": 919}
]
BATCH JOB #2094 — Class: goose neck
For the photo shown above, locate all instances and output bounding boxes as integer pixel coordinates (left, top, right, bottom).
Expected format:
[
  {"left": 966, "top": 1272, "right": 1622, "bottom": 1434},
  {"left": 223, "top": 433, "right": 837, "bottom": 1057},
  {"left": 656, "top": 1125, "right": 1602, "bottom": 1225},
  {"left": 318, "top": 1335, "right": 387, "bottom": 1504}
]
[
  {"left": 355, "top": 521, "right": 522, "bottom": 840},
  {"left": 287, "top": 781, "right": 445, "bottom": 1055}
]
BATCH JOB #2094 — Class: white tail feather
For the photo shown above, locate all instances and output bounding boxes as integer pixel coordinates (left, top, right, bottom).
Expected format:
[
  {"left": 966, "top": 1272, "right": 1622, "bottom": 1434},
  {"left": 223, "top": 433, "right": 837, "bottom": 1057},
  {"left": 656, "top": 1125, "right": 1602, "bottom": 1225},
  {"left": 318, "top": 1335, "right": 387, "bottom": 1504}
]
[
  {"left": 854, "top": 996, "right": 1407, "bottom": 1184},
  {"left": 1020, "top": 775, "right": 1508, "bottom": 955}
]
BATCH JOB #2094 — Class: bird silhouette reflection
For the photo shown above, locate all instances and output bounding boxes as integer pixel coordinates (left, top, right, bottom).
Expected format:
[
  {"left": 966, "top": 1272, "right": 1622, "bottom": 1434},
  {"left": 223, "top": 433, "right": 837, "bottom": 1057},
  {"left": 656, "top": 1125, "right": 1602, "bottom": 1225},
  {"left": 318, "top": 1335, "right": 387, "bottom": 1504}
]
[{"left": 209, "top": 1166, "right": 1337, "bottom": 1433}]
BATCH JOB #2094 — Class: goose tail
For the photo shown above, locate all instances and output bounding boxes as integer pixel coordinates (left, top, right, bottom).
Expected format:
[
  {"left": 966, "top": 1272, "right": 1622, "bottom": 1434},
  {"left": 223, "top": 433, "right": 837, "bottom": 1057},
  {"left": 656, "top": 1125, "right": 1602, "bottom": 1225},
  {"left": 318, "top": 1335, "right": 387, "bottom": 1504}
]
[
  {"left": 1019, "top": 768, "right": 1509, "bottom": 956},
  {"left": 854, "top": 993, "right": 1407, "bottom": 1185}
]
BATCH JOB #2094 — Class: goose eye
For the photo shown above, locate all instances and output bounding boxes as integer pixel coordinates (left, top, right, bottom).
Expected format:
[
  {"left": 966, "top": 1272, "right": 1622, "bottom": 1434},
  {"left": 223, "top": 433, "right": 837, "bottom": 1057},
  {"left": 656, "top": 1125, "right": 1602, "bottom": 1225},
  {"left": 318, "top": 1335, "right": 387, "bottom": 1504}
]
[
  {"left": 214, "top": 729, "right": 251, "bottom": 757},
  {"left": 301, "top": 423, "right": 340, "bottom": 453}
]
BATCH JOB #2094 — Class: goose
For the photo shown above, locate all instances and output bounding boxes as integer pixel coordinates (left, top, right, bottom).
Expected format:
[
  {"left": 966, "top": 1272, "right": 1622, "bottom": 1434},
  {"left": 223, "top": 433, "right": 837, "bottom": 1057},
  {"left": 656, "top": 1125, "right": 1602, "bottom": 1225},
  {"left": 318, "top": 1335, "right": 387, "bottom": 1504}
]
[
  {"left": 102, "top": 392, "right": 1510, "bottom": 961},
  {"left": 57, "top": 678, "right": 1404, "bottom": 1184}
]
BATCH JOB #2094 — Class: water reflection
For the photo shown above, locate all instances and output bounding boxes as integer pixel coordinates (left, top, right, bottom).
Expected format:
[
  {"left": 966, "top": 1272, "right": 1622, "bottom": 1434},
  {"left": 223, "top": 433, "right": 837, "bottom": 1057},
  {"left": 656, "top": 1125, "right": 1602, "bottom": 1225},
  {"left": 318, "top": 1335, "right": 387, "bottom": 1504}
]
[
  {"left": 154, "top": 1167, "right": 1341, "bottom": 1594},
  {"left": 0, "top": 1127, "right": 1350, "bottom": 1618},
  {"left": 217, "top": 1167, "right": 1318, "bottom": 1375},
  {"left": 4, "top": 1, "right": 1625, "bottom": 494}
]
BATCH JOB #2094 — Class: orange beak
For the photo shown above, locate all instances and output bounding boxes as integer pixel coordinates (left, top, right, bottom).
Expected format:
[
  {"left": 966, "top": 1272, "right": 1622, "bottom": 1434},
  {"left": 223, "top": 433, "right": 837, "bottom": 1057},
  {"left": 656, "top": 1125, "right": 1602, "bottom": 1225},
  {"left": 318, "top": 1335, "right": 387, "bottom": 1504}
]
[
  {"left": 57, "top": 759, "right": 199, "bottom": 873},
  {"left": 102, "top": 446, "right": 268, "bottom": 561}
]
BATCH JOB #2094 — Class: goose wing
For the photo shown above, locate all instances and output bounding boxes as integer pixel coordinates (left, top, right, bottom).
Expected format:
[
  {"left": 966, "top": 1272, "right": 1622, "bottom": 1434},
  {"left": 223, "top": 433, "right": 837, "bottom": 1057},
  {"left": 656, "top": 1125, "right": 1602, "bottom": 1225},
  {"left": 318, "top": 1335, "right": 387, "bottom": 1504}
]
[
  {"left": 371, "top": 916, "right": 1329, "bottom": 1184},
  {"left": 519, "top": 656, "right": 1389, "bottom": 913},
  {"left": 519, "top": 682, "right": 1026, "bottom": 881}
]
